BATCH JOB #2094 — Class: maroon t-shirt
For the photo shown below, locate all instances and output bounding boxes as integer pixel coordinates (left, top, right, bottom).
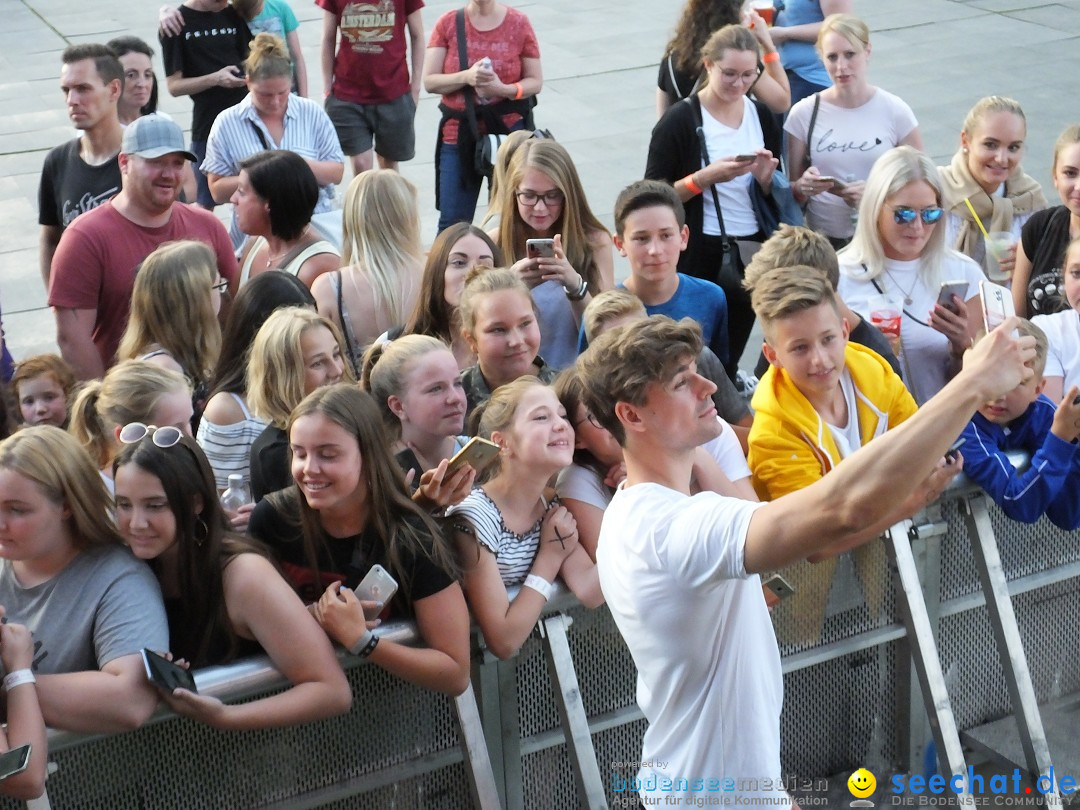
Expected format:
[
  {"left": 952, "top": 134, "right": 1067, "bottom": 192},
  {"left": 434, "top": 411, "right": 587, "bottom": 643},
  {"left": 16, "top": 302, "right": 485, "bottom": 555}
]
[
  {"left": 319, "top": 0, "right": 424, "bottom": 105},
  {"left": 429, "top": 7, "right": 540, "bottom": 145},
  {"left": 48, "top": 200, "right": 238, "bottom": 370}
]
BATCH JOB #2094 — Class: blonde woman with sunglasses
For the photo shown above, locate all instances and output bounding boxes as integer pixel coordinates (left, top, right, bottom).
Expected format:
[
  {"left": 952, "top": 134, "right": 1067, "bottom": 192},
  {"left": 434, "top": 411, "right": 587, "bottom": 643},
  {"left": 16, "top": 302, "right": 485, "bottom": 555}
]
[{"left": 837, "top": 146, "right": 983, "bottom": 405}]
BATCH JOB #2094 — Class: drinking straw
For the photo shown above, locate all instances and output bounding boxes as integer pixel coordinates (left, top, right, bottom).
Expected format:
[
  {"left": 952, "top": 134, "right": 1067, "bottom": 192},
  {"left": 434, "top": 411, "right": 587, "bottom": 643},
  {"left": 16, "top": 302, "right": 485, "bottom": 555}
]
[{"left": 962, "top": 197, "right": 989, "bottom": 239}]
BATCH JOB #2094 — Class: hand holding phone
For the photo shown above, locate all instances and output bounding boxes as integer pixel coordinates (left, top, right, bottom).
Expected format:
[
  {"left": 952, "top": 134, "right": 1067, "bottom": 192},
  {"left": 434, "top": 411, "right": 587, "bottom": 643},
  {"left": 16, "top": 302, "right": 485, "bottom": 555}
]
[
  {"left": 355, "top": 564, "right": 399, "bottom": 620},
  {"left": 142, "top": 648, "right": 197, "bottom": 694},
  {"left": 526, "top": 238, "right": 556, "bottom": 260},
  {"left": 0, "top": 745, "right": 31, "bottom": 782},
  {"left": 446, "top": 436, "right": 500, "bottom": 477},
  {"left": 936, "top": 281, "right": 968, "bottom": 315},
  {"left": 733, "top": 153, "right": 758, "bottom": 164},
  {"left": 979, "top": 279, "right": 1015, "bottom": 335},
  {"left": 762, "top": 573, "right": 796, "bottom": 600},
  {"left": 944, "top": 437, "right": 966, "bottom": 462}
]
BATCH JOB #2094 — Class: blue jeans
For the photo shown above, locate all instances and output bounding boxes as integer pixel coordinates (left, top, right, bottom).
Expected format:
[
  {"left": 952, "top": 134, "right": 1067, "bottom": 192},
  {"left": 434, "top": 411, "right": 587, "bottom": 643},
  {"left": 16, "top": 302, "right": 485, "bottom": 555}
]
[
  {"left": 437, "top": 142, "right": 484, "bottom": 233},
  {"left": 190, "top": 140, "right": 215, "bottom": 210}
]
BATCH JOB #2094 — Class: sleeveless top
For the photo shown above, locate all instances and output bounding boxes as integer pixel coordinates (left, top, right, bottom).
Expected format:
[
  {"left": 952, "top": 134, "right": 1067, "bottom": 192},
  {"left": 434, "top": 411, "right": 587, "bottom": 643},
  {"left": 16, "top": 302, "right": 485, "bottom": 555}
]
[
  {"left": 195, "top": 393, "right": 268, "bottom": 490},
  {"left": 238, "top": 236, "right": 340, "bottom": 287},
  {"left": 329, "top": 270, "right": 363, "bottom": 377}
]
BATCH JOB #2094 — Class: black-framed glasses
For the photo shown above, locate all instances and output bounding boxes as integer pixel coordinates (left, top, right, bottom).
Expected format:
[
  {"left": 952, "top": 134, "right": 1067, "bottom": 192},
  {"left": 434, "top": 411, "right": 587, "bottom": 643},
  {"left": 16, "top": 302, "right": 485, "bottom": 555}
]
[
  {"left": 516, "top": 190, "right": 564, "bottom": 207},
  {"left": 572, "top": 412, "right": 603, "bottom": 431},
  {"left": 118, "top": 422, "right": 183, "bottom": 448},
  {"left": 211, "top": 277, "right": 229, "bottom": 293},
  {"left": 889, "top": 205, "right": 943, "bottom": 226}
]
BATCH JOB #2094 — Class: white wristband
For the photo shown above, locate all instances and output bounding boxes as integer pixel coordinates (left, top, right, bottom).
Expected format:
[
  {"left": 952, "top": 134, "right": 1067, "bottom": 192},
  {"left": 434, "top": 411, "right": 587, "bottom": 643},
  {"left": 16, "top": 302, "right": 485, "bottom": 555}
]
[
  {"left": 524, "top": 574, "right": 554, "bottom": 602},
  {"left": 3, "top": 669, "right": 35, "bottom": 691}
]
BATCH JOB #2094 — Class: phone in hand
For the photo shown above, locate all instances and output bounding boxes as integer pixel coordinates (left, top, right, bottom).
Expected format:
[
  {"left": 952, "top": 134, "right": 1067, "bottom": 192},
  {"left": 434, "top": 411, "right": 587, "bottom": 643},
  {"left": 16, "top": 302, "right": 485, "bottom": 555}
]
[
  {"left": 979, "top": 279, "right": 1015, "bottom": 334},
  {"left": 446, "top": 436, "right": 501, "bottom": 477},
  {"left": 762, "top": 573, "right": 796, "bottom": 601},
  {"left": 945, "top": 437, "right": 966, "bottom": 462},
  {"left": 0, "top": 745, "right": 31, "bottom": 782},
  {"left": 355, "top": 564, "right": 399, "bottom": 620},
  {"left": 936, "top": 280, "right": 968, "bottom": 314},
  {"left": 733, "top": 154, "right": 758, "bottom": 163},
  {"left": 526, "top": 238, "right": 556, "bottom": 259},
  {"left": 142, "top": 648, "right": 197, "bottom": 694}
]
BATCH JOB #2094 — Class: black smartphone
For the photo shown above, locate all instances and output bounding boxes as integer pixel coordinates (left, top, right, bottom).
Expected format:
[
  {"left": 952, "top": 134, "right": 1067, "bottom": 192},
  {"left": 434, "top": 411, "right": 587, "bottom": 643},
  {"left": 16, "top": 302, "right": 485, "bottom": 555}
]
[
  {"left": 142, "top": 648, "right": 197, "bottom": 693},
  {"left": 0, "top": 745, "right": 31, "bottom": 781}
]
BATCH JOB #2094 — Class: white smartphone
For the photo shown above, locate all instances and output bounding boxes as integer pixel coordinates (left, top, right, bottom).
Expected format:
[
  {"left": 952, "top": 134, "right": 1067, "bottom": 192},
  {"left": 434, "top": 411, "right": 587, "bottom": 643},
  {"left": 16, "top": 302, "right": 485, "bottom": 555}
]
[
  {"left": 762, "top": 573, "right": 796, "bottom": 601},
  {"left": 355, "top": 564, "right": 399, "bottom": 619},
  {"left": 446, "top": 436, "right": 501, "bottom": 477},
  {"left": 936, "top": 280, "right": 968, "bottom": 314},
  {"left": 525, "top": 238, "right": 556, "bottom": 259},
  {"left": 979, "top": 279, "right": 1015, "bottom": 334}
]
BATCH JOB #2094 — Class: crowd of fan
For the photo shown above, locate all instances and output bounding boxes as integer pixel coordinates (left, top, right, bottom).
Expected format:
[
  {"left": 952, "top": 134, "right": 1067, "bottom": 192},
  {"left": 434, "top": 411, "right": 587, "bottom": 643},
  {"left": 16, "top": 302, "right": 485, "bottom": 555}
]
[{"left": 0, "top": 0, "right": 1077, "bottom": 802}]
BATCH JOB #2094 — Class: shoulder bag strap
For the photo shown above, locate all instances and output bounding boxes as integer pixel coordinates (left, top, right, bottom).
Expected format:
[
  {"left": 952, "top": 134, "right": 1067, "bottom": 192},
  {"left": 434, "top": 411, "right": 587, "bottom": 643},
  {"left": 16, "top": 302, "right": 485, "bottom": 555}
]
[
  {"left": 249, "top": 120, "right": 272, "bottom": 151},
  {"left": 803, "top": 93, "right": 821, "bottom": 170},
  {"left": 689, "top": 97, "right": 729, "bottom": 245},
  {"left": 456, "top": 9, "right": 480, "bottom": 143}
]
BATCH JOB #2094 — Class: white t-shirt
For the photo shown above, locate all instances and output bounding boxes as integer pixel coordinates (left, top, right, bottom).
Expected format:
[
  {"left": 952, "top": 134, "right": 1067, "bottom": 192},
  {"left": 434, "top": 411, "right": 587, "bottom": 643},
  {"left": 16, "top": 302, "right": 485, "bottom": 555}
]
[
  {"left": 1031, "top": 308, "right": 1080, "bottom": 393},
  {"left": 702, "top": 417, "right": 752, "bottom": 481},
  {"left": 555, "top": 463, "right": 610, "bottom": 510},
  {"left": 838, "top": 251, "right": 984, "bottom": 405},
  {"left": 701, "top": 96, "right": 762, "bottom": 237},
  {"left": 785, "top": 88, "right": 918, "bottom": 239},
  {"left": 825, "top": 369, "right": 862, "bottom": 458},
  {"left": 597, "top": 483, "right": 783, "bottom": 803}
]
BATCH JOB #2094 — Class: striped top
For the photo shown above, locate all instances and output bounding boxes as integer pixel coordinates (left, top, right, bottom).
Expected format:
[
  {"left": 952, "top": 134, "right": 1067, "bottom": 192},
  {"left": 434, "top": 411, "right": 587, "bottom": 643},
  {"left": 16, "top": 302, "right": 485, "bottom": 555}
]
[
  {"left": 201, "top": 93, "right": 344, "bottom": 247},
  {"left": 195, "top": 393, "right": 268, "bottom": 490},
  {"left": 447, "top": 489, "right": 550, "bottom": 586}
]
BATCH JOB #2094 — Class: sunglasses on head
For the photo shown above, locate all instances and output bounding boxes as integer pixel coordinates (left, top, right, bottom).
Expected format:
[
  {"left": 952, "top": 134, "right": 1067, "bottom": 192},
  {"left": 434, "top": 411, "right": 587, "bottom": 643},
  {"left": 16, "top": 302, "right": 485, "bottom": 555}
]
[
  {"left": 118, "top": 422, "right": 183, "bottom": 448},
  {"left": 889, "top": 205, "right": 943, "bottom": 225}
]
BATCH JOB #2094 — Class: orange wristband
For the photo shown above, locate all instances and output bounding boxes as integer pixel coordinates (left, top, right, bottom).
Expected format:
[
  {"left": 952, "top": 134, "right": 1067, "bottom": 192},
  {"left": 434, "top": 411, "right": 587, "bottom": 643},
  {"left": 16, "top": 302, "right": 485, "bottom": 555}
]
[
  {"left": 513, "top": 82, "right": 523, "bottom": 100},
  {"left": 684, "top": 174, "right": 703, "bottom": 196},
  {"left": 762, "top": 51, "right": 780, "bottom": 64}
]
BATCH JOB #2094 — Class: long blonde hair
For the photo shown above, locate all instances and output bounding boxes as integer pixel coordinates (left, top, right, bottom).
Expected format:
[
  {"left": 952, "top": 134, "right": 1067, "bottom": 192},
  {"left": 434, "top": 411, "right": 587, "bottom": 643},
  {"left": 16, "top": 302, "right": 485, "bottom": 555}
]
[
  {"left": 494, "top": 140, "right": 607, "bottom": 293},
  {"left": 117, "top": 240, "right": 221, "bottom": 384},
  {"left": 340, "top": 170, "right": 424, "bottom": 326},
  {"left": 69, "top": 360, "right": 189, "bottom": 468},
  {"left": 246, "top": 306, "right": 353, "bottom": 428}
]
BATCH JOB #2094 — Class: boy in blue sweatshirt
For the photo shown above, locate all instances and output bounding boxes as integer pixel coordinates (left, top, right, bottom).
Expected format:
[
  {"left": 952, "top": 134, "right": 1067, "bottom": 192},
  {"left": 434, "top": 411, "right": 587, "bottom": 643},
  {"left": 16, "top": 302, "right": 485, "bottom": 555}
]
[{"left": 960, "top": 319, "right": 1080, "bottom": 529}]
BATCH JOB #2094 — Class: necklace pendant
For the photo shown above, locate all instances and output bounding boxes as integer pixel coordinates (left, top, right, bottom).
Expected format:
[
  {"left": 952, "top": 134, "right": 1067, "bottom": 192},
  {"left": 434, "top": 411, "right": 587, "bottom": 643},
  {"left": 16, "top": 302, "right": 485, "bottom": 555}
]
[{"left": 904, "top": 296, "right": 913, "bottom": 306}]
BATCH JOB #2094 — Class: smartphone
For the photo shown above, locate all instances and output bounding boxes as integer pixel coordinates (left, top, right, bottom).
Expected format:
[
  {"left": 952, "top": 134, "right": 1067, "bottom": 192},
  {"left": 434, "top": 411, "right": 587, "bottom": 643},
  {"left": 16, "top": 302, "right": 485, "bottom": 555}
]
[
  {"left": 979, "top": 279, "right": 1015, "bottom": 334},
  {"left": 733, "top": 154, "right": 757, "bottom": 163},
  {"left": 142, "top": 648, "right": 197, "bottom": 694},
  {"left": 762, "top": 573, "right": 796, "bottom": 601},
  {"left": 936, "top": 281, "right": 968, "bottom": 314},
  {"left": 446, "top": 436, "right": 501, "bottom": 477},
  {"left": 525, "top": 238, "right": 556, "bottom": 259},
  {"left": 355, "top": 564, "right": 399, "bottom": 619},
  {"left": 945, "top": 437, "right": 966, "bottom": 462},
  {"left": 0, "top": 745, "right": 31, "bottom": 782}
]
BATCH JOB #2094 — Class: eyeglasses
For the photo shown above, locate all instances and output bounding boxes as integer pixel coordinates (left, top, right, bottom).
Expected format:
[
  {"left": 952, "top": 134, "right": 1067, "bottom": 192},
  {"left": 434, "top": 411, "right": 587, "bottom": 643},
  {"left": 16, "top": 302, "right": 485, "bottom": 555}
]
[
  {"left": 516, "top": 190, "right": 564, "bottom": 207},
  {"left": 572, "top": 412, "right": 603, "bottom": 431},
  {"left": 889, "top": 205, "right": 944, "bottom": 226},
  {"left": 719, "top": 68, "right": 760, "bottom": 84},
  {"left": 211, "top": 277, "right": 229, "bottom": 293},
  {"left": 118, "top": 422, "right": 183, "bottom": 448}
]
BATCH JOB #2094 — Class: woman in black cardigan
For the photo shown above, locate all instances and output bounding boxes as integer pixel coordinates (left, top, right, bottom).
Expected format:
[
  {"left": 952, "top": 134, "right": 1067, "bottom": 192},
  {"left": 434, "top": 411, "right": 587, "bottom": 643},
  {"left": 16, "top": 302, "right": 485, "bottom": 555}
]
[{"left": 646, "top": 22, "right": 787, "bottom": 378}]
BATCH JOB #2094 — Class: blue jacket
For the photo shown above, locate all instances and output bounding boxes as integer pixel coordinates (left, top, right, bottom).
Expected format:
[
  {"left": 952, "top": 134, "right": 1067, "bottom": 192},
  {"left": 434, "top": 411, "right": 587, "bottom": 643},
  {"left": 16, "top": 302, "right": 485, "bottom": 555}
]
[{"left": 960, "top": 395, "right": 1080, "bottom": 529}]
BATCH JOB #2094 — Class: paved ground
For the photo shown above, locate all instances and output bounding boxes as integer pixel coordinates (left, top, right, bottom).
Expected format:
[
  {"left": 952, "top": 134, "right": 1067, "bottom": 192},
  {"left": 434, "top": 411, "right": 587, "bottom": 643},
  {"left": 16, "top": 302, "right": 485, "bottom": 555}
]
[{"left": 2, "top": 0, "right": 1080, "bottom": 366}]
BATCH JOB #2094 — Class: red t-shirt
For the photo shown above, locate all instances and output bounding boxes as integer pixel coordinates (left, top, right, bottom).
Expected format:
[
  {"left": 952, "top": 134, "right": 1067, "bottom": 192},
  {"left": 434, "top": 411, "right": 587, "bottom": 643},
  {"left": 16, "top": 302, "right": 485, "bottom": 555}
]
[
  {"left": 429, "top": 7, "right": 540, "bottom": 145},
  {"left": 319, "top": 0, "right": 424, "bottom": 105},
  {"left": 48, "top": 200, "right": 238, "bottom": 371}
]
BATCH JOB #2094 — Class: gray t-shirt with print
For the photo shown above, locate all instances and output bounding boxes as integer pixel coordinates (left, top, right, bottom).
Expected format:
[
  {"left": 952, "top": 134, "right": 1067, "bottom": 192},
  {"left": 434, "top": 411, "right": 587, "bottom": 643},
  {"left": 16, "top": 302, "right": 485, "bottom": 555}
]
[{"left": 0, "top": 545, "right": 168, "bottom": 675}]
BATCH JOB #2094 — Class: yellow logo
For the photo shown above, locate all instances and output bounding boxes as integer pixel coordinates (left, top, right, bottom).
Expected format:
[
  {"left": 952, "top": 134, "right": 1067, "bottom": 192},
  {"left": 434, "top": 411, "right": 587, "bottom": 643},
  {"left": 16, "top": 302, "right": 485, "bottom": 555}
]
[{"left": 848, "top": 768, "right": 876, "bottom": 798}]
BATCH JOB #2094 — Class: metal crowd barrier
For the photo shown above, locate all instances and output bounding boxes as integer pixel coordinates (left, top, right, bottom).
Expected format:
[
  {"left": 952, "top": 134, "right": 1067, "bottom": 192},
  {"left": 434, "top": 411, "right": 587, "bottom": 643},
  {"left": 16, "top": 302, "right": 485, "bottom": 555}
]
[{"left": 6, "top": 454, "right": 1078, "bottom": 809}]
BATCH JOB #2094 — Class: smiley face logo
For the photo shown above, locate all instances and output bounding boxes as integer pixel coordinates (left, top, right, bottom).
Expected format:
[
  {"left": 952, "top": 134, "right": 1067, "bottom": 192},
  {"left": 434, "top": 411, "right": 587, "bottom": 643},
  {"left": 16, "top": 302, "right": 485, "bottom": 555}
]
[{"left": 848, "top": 768, "right": 876, "bottom": 798}]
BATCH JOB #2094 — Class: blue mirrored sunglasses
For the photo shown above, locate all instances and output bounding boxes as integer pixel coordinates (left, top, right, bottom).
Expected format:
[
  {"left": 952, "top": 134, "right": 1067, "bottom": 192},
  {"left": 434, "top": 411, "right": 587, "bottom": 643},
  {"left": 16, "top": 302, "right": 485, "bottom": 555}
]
[{"left": 890, "top": 205, "right": 943, "bottom": 225}]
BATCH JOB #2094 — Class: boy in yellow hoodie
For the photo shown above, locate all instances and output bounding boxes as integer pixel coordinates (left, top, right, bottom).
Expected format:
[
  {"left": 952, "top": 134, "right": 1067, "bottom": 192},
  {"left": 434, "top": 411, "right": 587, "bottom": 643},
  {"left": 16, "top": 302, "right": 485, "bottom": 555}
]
[{"left": 747, "top": 265, "right": 917, "bottom": 644}]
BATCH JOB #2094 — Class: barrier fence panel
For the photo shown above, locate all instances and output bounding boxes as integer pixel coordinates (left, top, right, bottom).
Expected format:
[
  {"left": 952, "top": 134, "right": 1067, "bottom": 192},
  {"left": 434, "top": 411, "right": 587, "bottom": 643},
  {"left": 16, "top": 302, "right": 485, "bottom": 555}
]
[{"left": 6, "top": 468, "right": 1079, "bottom": 809}]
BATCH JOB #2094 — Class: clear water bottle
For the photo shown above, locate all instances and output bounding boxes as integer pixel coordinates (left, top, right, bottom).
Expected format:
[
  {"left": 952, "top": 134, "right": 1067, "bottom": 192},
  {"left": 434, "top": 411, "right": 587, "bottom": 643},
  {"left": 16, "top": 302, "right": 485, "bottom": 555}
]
[{"left": 220, "top": 474, "right": 252, "bottom": 513}]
